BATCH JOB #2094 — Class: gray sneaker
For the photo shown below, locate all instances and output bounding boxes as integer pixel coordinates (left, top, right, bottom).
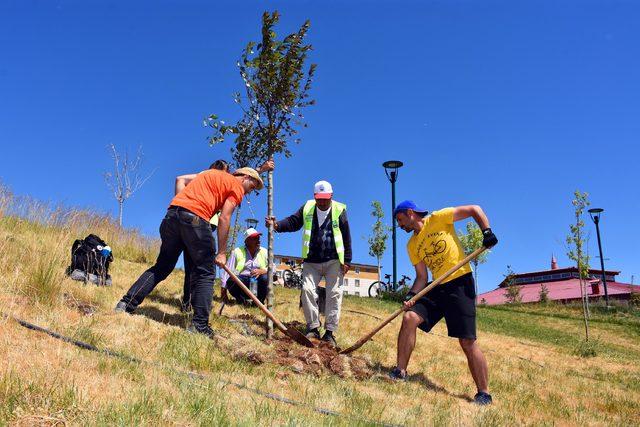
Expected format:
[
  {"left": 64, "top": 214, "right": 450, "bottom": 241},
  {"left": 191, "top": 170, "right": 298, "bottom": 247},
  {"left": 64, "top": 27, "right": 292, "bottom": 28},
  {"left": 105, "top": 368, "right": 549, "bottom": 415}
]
[
  {"left": 305, "top": 328, "right": 320, "bottom": 340},
  {"left": 114, "top": 301, "right": 132, "bottom": 314}
]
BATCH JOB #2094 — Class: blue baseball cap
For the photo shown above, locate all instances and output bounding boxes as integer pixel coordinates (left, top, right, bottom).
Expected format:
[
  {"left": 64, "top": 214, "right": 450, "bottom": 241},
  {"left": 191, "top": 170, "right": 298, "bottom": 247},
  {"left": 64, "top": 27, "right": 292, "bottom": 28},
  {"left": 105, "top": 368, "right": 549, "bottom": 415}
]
[{"left": 394, "top": 200, "right": 429, "bottom": 217}]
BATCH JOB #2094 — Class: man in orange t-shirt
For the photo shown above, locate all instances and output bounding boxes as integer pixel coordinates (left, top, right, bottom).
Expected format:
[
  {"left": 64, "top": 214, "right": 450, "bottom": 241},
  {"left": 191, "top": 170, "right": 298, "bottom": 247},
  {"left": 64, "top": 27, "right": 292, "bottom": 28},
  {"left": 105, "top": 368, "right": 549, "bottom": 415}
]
[{"left": 115, "top": 167, "right": 263, "bottom": 337}]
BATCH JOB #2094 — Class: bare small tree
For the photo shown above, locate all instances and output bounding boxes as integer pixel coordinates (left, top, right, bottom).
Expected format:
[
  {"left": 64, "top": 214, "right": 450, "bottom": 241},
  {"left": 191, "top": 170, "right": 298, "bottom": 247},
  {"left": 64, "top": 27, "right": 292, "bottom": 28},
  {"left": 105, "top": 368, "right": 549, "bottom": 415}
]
[
  {"left": 368, "top": 201, "right": 389, "bottom": 282},
  {"left": 104, "top": 144, "right": 154, "bottom": 226},
  {"left": 566, "top": 190, "right": 591, "bottom": 340}
]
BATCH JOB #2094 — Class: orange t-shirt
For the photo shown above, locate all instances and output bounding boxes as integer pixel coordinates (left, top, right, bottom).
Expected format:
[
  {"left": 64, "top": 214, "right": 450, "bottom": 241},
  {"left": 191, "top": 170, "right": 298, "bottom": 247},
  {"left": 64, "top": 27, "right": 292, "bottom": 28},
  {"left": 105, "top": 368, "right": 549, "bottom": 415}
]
[{"left": 170, "top": 169, "right": 244, "bottom": 221}]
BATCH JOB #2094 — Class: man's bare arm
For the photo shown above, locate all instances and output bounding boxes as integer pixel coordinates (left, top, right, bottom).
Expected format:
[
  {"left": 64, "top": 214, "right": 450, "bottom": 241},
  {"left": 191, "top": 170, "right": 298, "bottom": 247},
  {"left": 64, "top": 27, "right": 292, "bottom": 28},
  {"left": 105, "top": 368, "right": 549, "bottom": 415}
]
[
  {"left": 215, "top": 199, "right": 237, "bottom": 265},
  {"left": 257, "top": 159, "right": 275, "bottom": 174},
  {"left": 452, "top": 205, "right": 490, "bottom": 230},
  {"left": 403, "top": 261, "right": 429, "bottom": 309},
  {"left": 174, "top": 173, "right": 198, "bottom": 195},
  {"left": 453, "top": 205, "right": 498, "bottom": 248},
  {"left": 409, "top": 261, "right": 429, "bottom": 294}
]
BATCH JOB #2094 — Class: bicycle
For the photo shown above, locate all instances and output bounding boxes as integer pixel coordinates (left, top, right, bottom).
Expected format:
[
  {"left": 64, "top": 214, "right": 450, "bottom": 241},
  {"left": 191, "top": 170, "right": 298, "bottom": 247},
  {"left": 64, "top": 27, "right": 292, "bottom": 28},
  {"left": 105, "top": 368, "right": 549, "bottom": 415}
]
[
  {"left": 282, "top": 261, "right": 304, "bottom": 289},
  {"left": 368, "top": 274, "right": 411, "bottom": 298}
]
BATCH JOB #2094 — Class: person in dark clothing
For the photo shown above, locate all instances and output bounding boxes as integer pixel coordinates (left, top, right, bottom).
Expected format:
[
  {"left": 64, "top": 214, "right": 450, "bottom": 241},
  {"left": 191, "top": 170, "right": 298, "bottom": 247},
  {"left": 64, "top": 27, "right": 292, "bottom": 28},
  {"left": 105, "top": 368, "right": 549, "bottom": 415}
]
[
  {"left": 115, "top": 168, "right": 264, "bottom": 337},
  {"left": 177, "top": 159, "right": 229, "bottom": 312},
  {"left": 175, "top": 159, "right": 274, "bottom": 312},
  {"left": 265, "top": 180, "right": 352, "bottom": 347}
]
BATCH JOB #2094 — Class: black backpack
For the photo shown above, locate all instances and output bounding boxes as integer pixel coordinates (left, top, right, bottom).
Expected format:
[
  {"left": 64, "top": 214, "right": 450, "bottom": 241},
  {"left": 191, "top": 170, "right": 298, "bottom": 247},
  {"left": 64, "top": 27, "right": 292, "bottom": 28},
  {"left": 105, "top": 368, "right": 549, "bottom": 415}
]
[{"left": 67, "top": 234, "right": 113, "bottom": 285}]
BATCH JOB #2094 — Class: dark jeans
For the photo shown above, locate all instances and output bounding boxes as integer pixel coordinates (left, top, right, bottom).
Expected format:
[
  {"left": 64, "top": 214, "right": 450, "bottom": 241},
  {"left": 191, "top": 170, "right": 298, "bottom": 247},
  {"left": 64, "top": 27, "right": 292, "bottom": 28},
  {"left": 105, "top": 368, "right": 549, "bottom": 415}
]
[
  {"left": 182, "top": 224, "right": 216, "bottom": 308},
  {"left": 227, "top": 274, "right": 268, "bottom": 305},
  {"left": 121, "top": 206, "right": 216, "bottom": 329}
]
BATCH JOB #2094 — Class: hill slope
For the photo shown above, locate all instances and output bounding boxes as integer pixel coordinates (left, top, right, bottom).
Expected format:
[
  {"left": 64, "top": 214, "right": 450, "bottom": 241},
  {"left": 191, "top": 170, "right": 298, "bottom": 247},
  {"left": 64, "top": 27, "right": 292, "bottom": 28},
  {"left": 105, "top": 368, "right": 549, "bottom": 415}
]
[{"left": 1, "top": 197, "right": 639, "bottom": 425}]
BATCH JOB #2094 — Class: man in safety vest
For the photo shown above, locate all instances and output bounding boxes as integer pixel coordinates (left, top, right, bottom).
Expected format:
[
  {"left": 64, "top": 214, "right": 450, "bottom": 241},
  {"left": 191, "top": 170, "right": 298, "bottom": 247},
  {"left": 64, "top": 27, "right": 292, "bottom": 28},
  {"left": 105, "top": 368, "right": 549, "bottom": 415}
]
[
  {"left": 266, "top": 180, "right": 352, "bottom": 347},
  {"left": 220, "top": 227, "right": 269, "bottom": 305}
]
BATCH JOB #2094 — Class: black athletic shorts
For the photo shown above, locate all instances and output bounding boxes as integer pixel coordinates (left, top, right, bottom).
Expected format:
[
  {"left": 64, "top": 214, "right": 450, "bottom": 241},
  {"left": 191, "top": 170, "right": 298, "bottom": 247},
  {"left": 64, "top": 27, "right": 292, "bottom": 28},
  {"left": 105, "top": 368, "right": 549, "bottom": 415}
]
[{"left": 409, "top": 272, "right": 477, "bottom": 339}]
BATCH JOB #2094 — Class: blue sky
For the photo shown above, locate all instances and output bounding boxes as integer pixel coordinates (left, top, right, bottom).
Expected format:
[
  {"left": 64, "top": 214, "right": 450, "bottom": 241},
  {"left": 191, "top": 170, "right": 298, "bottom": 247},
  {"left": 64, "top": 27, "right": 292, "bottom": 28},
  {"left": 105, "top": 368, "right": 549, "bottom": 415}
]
[{"left": 1, "top": 1, "right": 638, "bottom": 292}]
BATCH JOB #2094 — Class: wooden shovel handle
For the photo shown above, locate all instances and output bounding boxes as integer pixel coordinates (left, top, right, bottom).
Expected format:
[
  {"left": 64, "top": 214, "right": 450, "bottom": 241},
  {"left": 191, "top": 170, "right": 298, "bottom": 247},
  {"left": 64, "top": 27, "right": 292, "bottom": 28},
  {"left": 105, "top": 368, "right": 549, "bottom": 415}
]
[
  {"left": 341, "top": 246, "right": 487, "bottom": 354},
  {"left": 221, "top": 264, "right": 289, "bottom": 333}
]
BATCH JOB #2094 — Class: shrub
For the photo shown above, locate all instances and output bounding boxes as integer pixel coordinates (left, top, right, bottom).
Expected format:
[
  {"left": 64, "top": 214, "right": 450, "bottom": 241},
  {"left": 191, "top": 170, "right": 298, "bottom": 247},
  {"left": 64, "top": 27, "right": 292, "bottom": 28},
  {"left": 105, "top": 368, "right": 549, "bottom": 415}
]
[
  {"left": 573, "top": 339, "right": 598, "bottom": 358},
  {"left": 539, "top": 284, "right": 550, "bottom": 303}
]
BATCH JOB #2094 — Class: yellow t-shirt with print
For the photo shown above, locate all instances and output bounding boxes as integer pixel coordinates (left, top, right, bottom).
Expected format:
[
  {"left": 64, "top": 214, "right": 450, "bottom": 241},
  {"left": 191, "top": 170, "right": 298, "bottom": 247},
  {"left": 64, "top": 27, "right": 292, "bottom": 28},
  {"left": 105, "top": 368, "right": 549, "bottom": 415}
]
[{"left": 407, "top": 207, "right": 472, "bottom": 284}]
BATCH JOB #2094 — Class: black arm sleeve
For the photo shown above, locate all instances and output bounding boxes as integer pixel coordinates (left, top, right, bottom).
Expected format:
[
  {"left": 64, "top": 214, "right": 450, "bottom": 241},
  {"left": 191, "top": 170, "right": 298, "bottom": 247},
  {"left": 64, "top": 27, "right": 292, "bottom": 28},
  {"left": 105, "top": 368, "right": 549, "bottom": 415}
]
[
  {"left": 339, "top": 210, "right": 352, "bottom": 264},
  {"left": 275, "top": 206, "right": 305, "bottom": 233}
]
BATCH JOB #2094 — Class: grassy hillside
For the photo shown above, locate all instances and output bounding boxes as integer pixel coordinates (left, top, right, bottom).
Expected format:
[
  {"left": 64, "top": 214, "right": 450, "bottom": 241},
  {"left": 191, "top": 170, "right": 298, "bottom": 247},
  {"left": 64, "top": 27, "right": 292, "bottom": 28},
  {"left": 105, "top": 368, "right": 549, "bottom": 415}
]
[{"left": 1, "top": 190, "right": 639, "bottom": 425}]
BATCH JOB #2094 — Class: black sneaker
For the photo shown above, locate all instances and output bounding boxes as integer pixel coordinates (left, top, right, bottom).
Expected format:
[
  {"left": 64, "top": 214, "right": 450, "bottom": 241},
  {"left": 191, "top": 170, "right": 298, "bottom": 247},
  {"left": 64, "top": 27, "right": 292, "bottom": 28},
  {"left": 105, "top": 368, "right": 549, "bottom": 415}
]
[
  {"left": 474, "top": 391, "right": 493, "bottom": 406},
  {"left": 305, "top": 327, "right": 320, "bottom": 340},
  {"left": 114, "top": 301, "right": 133, "bottom": 314},
  {"left": 389, "top": 367, "right": 407, "bottom": 381},
  {"left": 187, "top": 323, "right": 215, "bottom": 338},
  {"left": 322, "top": 331, "right": 337, "bottom": 348}
]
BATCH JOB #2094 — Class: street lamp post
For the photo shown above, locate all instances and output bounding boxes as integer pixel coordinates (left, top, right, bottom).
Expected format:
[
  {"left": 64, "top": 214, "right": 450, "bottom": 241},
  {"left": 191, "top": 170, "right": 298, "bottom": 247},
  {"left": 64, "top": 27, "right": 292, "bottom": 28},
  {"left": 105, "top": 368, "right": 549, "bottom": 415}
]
[
  {"left": 588, "top": 208, "right": 609, "bottom": 307},
  {"left": 383, "top": 160, "right": 404, "bottom": 291}
]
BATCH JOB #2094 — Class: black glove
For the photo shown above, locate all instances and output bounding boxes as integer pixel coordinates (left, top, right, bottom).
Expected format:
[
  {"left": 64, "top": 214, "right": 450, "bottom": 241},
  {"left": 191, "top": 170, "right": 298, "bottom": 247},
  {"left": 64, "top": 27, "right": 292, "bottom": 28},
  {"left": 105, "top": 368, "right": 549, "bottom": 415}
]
[
  {"left": 404, "top": 291, "right": 417, "bottom": 302},
  {"left": 482, "top": 227, "right": 498, "bottom": 248}
]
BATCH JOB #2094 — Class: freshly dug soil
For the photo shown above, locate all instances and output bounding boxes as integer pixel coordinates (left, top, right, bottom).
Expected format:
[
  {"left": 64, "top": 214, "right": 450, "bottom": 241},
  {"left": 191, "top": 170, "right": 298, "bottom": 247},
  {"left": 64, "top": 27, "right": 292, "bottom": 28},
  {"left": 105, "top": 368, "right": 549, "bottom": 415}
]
[
  {"left": 228, "top": 317, "right": 376, "bottom": 379},
  {"left": 273, "top": 322, "right": 374, "bottom": 379}
]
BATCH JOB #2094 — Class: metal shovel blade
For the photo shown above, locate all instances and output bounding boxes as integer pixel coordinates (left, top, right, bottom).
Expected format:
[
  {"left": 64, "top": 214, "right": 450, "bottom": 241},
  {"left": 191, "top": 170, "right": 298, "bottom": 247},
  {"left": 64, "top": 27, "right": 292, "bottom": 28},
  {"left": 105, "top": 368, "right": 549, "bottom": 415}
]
[{"left": 284, "top": 326, "right": 315, "bottom": 348}]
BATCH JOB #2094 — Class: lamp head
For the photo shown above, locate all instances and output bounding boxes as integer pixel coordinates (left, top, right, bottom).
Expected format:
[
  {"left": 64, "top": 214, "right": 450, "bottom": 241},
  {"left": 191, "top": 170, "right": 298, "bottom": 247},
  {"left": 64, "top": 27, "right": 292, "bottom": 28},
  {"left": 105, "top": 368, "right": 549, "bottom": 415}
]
[
  {"left": 383, "top": 160, "right": 404, "bottom": 181},
  {"left": 588, "top": 208, "right": 604, "bottom": 223}
]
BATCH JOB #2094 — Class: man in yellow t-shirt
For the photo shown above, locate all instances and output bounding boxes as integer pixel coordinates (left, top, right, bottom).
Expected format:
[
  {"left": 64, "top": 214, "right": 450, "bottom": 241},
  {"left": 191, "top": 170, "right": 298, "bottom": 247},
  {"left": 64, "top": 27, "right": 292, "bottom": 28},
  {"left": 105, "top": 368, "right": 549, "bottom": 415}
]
[{"left": 390, "top": 200, "right": 498, "bottom": 406}]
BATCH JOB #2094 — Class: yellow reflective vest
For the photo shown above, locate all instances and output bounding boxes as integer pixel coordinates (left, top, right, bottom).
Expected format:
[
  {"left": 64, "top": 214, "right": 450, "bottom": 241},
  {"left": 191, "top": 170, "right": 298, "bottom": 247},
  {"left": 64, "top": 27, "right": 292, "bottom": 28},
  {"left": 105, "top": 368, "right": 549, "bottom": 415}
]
[{"left": 301, "top": 200, "right": 346, "bottom": 265}]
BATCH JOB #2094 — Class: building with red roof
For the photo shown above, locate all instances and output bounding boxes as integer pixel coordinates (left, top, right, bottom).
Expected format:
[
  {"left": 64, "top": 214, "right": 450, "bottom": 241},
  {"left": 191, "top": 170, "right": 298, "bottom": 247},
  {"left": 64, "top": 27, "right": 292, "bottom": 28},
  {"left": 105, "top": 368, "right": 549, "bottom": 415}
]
[{"left": 477, "top": 256, "right": 640, "bottom": 305}]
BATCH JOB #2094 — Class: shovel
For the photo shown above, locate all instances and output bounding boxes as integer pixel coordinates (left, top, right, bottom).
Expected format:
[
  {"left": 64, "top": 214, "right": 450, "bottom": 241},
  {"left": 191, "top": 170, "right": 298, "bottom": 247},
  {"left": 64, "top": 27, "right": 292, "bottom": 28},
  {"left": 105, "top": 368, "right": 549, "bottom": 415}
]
[
  {"left": 340, "top": 246, "right": 487, "bottom": 355},
  {"left": 221, "top": 264, "right": 315, "bottom": 348}
]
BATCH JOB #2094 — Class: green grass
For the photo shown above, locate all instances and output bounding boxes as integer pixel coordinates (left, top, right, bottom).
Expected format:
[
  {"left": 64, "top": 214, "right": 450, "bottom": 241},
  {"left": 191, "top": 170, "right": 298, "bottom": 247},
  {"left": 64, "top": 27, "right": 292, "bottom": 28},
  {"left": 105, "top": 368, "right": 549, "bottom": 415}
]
[
  {"left": 2, "top": 185, "right": 640, "bottom": 426},
  {"left": 478, "top": 304, "right": 640, "bottom": 361}
]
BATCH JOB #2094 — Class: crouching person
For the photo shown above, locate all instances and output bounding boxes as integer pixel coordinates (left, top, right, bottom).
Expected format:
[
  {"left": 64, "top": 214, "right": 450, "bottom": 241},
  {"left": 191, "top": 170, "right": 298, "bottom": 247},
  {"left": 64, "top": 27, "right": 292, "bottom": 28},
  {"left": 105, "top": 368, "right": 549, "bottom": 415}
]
[{"left": 220, "top": 228, "right": 269, "bottom": 305}]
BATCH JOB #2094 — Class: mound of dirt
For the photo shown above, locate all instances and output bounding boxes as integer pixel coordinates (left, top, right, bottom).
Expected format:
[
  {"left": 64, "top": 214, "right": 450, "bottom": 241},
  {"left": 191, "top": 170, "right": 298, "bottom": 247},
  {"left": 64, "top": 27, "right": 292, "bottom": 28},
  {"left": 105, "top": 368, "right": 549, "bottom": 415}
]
[
  {"left": 225, "top": 318, "right": 375, "bottom": 379},
  {"left": 272, "top": 334, "right": 374, "bottom": 379}
]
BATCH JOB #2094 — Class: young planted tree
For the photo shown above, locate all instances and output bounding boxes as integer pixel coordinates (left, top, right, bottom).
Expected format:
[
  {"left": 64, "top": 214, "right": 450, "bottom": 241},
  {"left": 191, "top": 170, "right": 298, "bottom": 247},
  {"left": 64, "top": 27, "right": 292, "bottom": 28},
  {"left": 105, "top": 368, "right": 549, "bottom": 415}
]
[
  {"left": 457, "top": 222, "right": 490, "bottom": 293},
  {"left": 539, "top": 283, "right": 550, "bottom": 303},
  {"left": 103, "top": 144, "right": 154, "bottom": 226},
  {"left": 503, "top": 265, "right": 522, "bottom": 304},
  {"left": 566, "top": 190, "right": 591, "bottom": 340},
  {"left": 205, "top": 11, "right": 316, "bottom": 337},
  {"left": 368, "top": 201, "right": 389, "bottom": 282}
]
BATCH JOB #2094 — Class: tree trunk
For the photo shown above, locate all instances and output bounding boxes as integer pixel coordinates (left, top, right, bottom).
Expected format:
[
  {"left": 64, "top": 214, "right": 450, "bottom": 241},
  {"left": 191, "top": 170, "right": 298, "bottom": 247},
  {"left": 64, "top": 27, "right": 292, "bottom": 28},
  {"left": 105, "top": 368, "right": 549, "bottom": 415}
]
[
  {"left": 266, "top": 168, "right": 274, "bottom": 338},
  {"left": 577, "top": 257, "right": 590, "bottom": 341},
  {"left": 118, "top": 201, "right": 123, "bottom": 227},
  {"left": 580, "top": 277, "right": 590, "bottom": 341},
  {"left": 377, "top": 258, "right": 381, "bottom": 282}
]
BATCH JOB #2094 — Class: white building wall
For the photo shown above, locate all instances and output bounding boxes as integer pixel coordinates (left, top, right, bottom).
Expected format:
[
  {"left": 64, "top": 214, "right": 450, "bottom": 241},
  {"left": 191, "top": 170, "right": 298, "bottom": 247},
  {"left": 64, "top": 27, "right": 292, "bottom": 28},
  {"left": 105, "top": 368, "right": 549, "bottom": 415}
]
[{"left": 342, "top": 277, "right": 377, "bottom": 298}]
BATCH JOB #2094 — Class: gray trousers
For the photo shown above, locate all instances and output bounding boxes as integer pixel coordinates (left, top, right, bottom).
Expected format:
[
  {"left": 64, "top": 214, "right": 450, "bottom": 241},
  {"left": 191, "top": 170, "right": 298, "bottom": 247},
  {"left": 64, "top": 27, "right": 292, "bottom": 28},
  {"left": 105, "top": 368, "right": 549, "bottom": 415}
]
[{"left": 301, "top": 259, "right": 343, "bottom": 332}]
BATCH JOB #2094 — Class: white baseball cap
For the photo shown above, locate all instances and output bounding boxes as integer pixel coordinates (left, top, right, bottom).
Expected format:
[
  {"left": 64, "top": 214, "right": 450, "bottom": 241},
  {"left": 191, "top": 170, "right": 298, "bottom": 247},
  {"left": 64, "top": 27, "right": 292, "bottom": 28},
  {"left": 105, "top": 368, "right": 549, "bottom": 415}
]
[
  {"left": 244, "top": 228, "right": 262, "bottom": 240},
  {"left": 313, "top": 180, "right": 333, "bottom": 200}
]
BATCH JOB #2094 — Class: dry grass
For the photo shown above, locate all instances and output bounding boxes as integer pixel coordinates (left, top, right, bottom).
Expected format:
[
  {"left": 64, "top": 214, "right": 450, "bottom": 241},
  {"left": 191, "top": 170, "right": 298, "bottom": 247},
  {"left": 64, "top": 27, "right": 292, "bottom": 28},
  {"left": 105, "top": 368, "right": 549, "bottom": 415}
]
[{"left": 1, "top": 185, "right": 639, "bottom": 425}]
